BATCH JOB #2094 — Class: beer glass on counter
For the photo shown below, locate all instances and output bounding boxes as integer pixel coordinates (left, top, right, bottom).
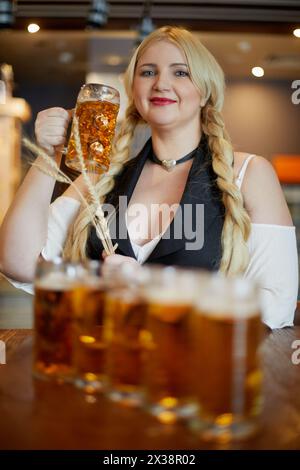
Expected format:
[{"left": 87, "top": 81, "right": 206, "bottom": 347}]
[
  {"left": 34, "top": 258, "right": 79, "bottom": 382},
  {"left": 190, "top": 275, "right": 263, "bottom": 441},
  {"left": 141, "top": 266, "right": 205, "bottom": 423},
  {"left": 65, "top": 83, "right": 120, "bottom": 174},
  {"left": 104, "top": 286, "right": 146, "bottom": 406},
  {"left": 103, "top": 263, "right": 147, "bottom": 406},
  {"left": 71, "top": 260, "right": 108, "bottom": 393}
]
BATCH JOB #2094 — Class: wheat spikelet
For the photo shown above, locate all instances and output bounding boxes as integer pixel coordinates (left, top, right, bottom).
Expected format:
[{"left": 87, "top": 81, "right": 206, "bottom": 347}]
[
  {"left": 23, "top": 135, "right": 116, "bottom": 255},
  {"left": 72, "top": 116, "right": 115, "bottom": 254}
]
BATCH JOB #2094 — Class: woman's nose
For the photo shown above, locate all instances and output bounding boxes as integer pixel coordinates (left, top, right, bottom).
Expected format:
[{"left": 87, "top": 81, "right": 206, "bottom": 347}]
[{"left": 153, "top": 73, "right": 171, "bottom": 91}]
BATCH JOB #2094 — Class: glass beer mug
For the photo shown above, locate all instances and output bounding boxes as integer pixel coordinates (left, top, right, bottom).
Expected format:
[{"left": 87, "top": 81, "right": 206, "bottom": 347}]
[
  {"left": 71, "top": 260, "right": 108, "bottom": 394},
  {"left": 190, "top": 275, "right": 263, "bottom": 442},
  {"left": 33, "top": 258, "right": 79, "bottom": 382},
  {"left": 65, "top": 83, "right": 120, "bottom": 174},
  {"left": 141, "top": 266, "right": 205, "bottom": 423},
  {"left": 104, "top": 264, "right": 147, "bottom": 407}
]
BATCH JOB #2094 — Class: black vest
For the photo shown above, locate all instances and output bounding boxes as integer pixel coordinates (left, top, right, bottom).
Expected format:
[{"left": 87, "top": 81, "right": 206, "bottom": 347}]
[{"left": 86, "top": 137, "right": 225, "bottom": 270}]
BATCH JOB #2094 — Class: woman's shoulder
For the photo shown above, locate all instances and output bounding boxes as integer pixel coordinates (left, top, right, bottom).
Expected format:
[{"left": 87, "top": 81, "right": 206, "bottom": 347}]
[
  {"left": 234, "top": 150, "right": 281, "bottom": 182},
  {"left": 233, "top": 152, "right": 273, "bottom": 177},
  {"left": 233, "top": 151, "right": 250, "bottom": 178},
  {"left": 233, "top": 151, "right": 293, "bottom": 225}
]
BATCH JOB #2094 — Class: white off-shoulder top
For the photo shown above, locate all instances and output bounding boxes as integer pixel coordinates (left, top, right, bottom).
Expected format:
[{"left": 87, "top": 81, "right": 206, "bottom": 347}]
[{"left": 3, "top": 155, "right": 299, "bottom": 329}]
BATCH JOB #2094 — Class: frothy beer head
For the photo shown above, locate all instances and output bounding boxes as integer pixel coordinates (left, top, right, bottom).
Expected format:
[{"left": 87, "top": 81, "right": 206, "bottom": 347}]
[
  {"left": 195, "top": 275, "right": 260, "bottom": 319},
  {"left": 145, "top": 286, "right": 196, "bottom": 306},
  {"left": 143, "top": 266, "right": 207, "bottom": 323},
  {"left": 35, "top": 271, "right": 78, "bottom": 292},
  {"left": 143, "top": 266, "right": 208, "bottom": 304}
]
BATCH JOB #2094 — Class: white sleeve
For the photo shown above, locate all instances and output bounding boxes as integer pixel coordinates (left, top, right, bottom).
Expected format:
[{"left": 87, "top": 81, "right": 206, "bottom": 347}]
[
  {"left": 245, "top": 223, "right": 299, "bottom": 329},
  {"left": 0, "top": 273, "right": 35, "bottom": 295},
  {"left": 2, "top": 196, "right": 81, "bottom": 296},
  {"left": 41, "top": 196, "right": 81, "bottom": 260}
]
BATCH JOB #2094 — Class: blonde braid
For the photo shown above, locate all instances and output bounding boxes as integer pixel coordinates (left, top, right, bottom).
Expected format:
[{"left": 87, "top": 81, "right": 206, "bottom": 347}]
[
  {"left": 63, "top": 104, "right": 140, "bottom": 261},
  {"left": 202, "top": 102, "right": 251, "bottom": 275}
]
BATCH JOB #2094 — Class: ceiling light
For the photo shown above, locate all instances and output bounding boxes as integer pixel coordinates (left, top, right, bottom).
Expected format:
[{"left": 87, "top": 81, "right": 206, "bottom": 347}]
[
  {"left": 293, "top": 28, "right": 300, "bottom": 38},
  {"left": 87, "top": 0, "right": 109, "bottom": 29},
  {"left": 0, "top": 0, "right": 15, "bottom": 29},
  {"left": 252, "top": 66, "right": 264, "bottom": 78},
  {"left": 136, "top": 1, "right": 155, "bottom": 46},
  {"left": 27, "top": 23, "right": 40, "bottom": 34},
  {"left": 238, "top": 41, "right": 251, "bottom": 52}
]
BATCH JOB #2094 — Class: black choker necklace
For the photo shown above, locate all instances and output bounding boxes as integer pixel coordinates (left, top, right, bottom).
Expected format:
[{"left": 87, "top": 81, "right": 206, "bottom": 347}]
[{"left": 149, "top": 146, "right": 199, "bottom": 172}]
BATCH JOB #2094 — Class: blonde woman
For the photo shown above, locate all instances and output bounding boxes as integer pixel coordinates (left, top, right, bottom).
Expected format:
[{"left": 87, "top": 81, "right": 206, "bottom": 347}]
[{"left": 0, "top": 26, "right": 298, "bottom": 328}]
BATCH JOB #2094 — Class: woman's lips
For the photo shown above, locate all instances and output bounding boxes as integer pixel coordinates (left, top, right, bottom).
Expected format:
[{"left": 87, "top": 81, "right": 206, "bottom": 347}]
[{"left": 150, "top": 98, "right": 177, "bottom": 106}]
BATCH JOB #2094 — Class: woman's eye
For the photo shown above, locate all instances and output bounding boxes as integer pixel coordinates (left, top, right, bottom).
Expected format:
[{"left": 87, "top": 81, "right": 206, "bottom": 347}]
[
  {"left": 175, "top": 70, "right": 189, "bottom": 77},
  {"left": 140, "top": 70, "right": 155, "bottom": 77}
]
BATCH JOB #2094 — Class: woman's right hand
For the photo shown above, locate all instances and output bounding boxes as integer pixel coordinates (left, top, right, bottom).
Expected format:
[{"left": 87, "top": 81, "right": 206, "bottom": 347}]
[{"left": 35, "top": 107, "right": 72, "bottom": 157}]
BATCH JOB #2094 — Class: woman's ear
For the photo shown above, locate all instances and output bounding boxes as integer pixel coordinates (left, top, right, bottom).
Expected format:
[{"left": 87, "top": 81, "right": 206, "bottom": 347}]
[{"left": 200, "top": 97, "right": 207, "bottom": 108}]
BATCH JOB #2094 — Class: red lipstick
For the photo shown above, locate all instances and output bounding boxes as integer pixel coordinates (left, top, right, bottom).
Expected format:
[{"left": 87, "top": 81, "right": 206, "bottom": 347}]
[{"left": 150, "top": 97, "right": 177, "bottom": 106}]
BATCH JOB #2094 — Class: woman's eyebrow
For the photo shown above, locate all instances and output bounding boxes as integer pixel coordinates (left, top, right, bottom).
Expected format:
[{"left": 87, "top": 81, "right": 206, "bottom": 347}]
[
  {"left": 138, "top": 62, "right": 188, "bottom": 69},
  {"left": 170, "top": 63, "right": 188, "bottom": 67},
  {"left": 138, "top": 63, "right": 156, "bottom": 69}
]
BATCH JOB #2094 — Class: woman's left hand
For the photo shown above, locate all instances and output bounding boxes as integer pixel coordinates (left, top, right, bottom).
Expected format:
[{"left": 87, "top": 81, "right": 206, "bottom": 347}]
[{"left": 102, "top": 252, "right": 140, "bottom": 268}]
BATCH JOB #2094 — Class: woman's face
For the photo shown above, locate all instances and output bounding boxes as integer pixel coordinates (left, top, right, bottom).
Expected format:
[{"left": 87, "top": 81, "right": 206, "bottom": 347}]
[{"left": 133, "top": 40, "right": 204, "bottom": 132}]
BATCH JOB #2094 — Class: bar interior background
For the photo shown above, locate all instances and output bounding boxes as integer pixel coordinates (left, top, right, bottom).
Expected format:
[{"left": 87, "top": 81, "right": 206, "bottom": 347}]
[{"left": 0, "top": 0, "right": 299, "bottom": 327}]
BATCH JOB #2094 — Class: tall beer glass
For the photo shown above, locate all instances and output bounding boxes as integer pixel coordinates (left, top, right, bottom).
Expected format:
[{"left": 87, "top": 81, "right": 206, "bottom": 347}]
[
  {"left": 65, "top": 83, "right": 120, "bottom": 174},
  {"left": 34, "top": 258, "right": 79, "bottom": 382},
  {"left": 72, "top": 260, "right": 108, "bottom": 393},
  {"left": 141, "top": 266, "right": 204, "bottom": 423},
  {"left": 103, "top": 263, "right": 147, "bottom": 406},
  {"left": 105, "top": 286, "right": 146, "bottom": 406},
  {"left": 191, "top": 275, "right": 263, "bottom": 441}
]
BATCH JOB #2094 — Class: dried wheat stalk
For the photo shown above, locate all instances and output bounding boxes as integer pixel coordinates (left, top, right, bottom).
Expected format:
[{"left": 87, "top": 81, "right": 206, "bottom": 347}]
[
  {"left": 23, "top": 128, "right": 116, "bottom": 255},
  {"left": 72, "top": 117, "right": 115, "bottom": 254}
]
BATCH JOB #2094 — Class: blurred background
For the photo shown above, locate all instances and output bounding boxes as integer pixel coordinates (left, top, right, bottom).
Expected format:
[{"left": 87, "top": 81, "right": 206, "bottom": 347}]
[{"left": 0, "top": 0, "right": 299, "bottom": 327}]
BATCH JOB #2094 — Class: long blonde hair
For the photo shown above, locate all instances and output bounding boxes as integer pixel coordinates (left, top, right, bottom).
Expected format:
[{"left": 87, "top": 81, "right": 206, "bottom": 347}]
[{"left": 64, "top": 26, "right": 251, "bottom": 275}]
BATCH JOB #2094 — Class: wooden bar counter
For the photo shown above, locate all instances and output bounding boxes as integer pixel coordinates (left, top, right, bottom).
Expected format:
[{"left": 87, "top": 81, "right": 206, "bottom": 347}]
[{"left": 0, "top": 328, "right": 300, "bottom": 450}]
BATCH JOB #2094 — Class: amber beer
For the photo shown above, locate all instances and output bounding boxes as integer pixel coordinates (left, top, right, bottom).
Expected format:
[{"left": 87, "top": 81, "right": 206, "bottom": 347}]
[
  {"left": 72, "top": 282, "right": 108, "bottom": 392},
  {"left": 144, "top": 299, "right": 194, "bottom": 421},
  {"left": 104, "top": 288, "right": 146, "bottom": 405},
  {"left": 191, "top": 277, "right": 263, "bottom": 441},
  {"left": 65, "top": 83, "right": 120, "bottom": 174},
  {"left": 34, "top": 275, "right": 76, "bottom": 381},
  {"left": 142, "top": 266, "right": 202, "bottom": 422}
]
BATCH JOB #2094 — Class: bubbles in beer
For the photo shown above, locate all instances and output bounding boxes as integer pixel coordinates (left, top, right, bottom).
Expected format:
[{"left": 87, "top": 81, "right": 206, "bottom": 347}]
[
  {"left": 90, "top": 141, "right": 104, "bottom": 155},
  {"left": 66, "top": 100, "right": 119, "bottom": 173},
  {"left": 95, "top": 114, "right": 109, "bottom": 127}
]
